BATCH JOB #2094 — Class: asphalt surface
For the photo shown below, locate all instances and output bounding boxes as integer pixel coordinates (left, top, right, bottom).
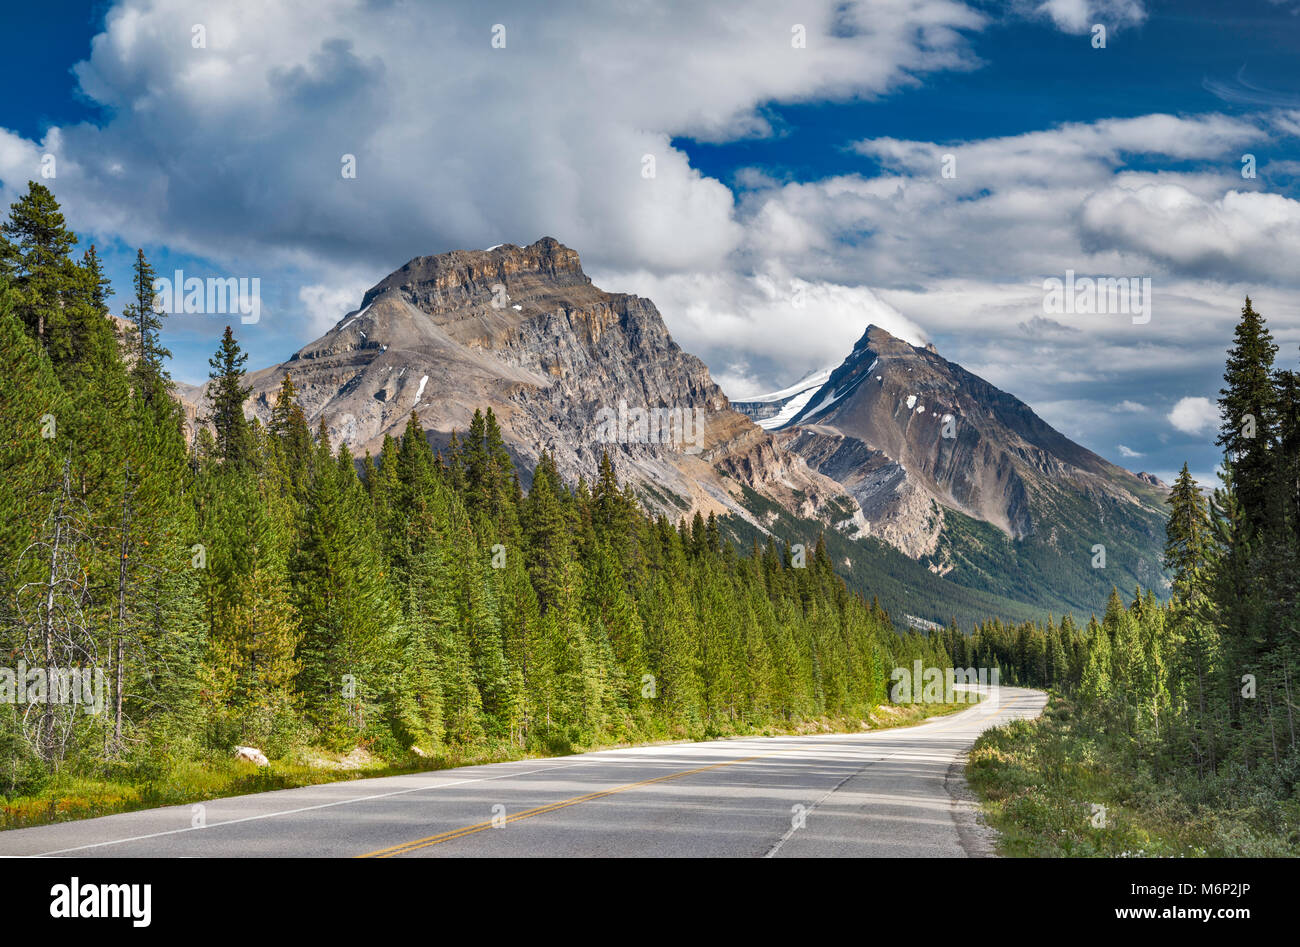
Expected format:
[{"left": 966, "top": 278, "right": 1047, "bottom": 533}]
[{"left": 0, "top": 687, "right": 1045, "bottom": 858}]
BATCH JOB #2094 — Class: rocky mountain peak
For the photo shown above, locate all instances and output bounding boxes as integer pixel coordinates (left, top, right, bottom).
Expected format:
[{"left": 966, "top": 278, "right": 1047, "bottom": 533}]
[
  {"left": 752, "top": 320, "right": 1167, "bottom": 591},
  {"left": 183, "top": 238, "right": 861, "bottom": 533},
  {"left": 360, "top": 237, "right": 592, "bottom": 318},
  {"left": 860, "top": 323, "right": 918, "bottom": 354}
]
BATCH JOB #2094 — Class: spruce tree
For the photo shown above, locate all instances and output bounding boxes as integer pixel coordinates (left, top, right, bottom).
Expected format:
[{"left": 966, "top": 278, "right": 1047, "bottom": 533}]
[
  {"left": 204, "top": 326, "right": 253, "bottom": 467},
  {"left": 268, "top": 372, "right": 312, "bottom": 488},
  {"left": 1217, "top": 297, "right": 1278, "bottom": 533},
  {"left": 1, "top": 182, "right": 78, "bottom": 355},
  {"left": 122, "top": 249, "right": 171, "bottom": 403}
]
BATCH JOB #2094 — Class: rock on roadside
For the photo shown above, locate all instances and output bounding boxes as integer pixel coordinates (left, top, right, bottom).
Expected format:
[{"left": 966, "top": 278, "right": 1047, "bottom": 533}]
[{"left": 234, "top": 746, "right": 270, "bottom": 767}]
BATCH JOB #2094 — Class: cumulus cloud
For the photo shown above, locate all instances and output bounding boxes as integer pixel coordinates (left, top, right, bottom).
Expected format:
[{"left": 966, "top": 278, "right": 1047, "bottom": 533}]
[
  {"left": 298, "top": 279, "right": 371, "bottom": 336},
  {"left": 1079, "top": 185, "right": 1300, "bottom": 282},
  {"left": 1117, "top": 444, "right": 1142, "bottom": 458},
  {"left": 822, "top": 114, "right": 1272, "bottom": 283},
  {"left": 1168, "top": 396, "right": 1221, "bottom": 435},
  {"left": 0, "top": 0, "right": 989, "bottom": 282}
]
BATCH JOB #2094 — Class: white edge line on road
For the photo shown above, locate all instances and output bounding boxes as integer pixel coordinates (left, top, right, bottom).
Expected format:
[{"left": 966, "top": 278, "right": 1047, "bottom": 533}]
[{"left": 27, "top": 758, "right": 600, "bottom": 857}]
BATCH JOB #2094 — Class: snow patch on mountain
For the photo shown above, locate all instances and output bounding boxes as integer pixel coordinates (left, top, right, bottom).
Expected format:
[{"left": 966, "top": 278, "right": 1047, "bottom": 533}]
[
  {"left": 337, "top": 303, "right": 371, "bottom": 333},
  {"left": 732, "top": 367, "right": 835, "bottom": 430},
  {"left": 744, "top": 367, "right": 834, "bottom": 404}
]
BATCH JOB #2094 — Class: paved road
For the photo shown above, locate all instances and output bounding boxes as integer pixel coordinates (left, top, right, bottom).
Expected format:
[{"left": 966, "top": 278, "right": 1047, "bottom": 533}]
[{"left": 0, "top": 687, "right": 1044, "bottom": 858}]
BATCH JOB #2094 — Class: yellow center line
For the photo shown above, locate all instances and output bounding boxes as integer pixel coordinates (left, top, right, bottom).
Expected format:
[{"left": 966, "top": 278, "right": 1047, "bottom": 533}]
[{"left": 357, "top": 748, "right": 802, "bottom": 858}]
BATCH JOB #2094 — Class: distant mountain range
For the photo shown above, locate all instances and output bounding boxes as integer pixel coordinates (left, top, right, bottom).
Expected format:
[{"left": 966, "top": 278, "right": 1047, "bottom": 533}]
[{"left": 177, "top": 238, "right": 1169, "bottom": 625}]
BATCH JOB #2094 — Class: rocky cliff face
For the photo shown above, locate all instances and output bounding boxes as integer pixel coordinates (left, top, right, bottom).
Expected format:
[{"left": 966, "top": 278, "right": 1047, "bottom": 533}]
[
  {"left": 774, "top": 424, "right": 946, "bottom": 558},
  {"left": 185, "top": 238, "right": 859, "bottom": 530}
]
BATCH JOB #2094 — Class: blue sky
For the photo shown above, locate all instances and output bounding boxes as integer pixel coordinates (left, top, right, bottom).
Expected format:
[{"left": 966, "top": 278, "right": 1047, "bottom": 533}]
[
  {"left": 680, "top": 2, "right": 1300, "bottom": 184},
  {"left": 3, "top": 0, "right": 1300, "bottom": 486}
]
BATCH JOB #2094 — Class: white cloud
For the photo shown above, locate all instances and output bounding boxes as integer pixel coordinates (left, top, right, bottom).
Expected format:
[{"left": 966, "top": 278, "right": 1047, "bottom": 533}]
[
  {"left": 1079, "top": 185, "right": 1300, "bottom": 282},
  {"left": 597, "top": 266, "right": 927, "bottom": 398},
  {"left": 1030, "top": 0, "right": 1147, "bottom": 34},
  {"left": 1168, "top": 396, "right": 1221, "bottom": 435},
  {"left": 0, "top": 0, "right": 989, "bottom": 281},
  {"left": 1150, "top": 469, "right": 1222, "bottom": 491},
  {"left": 1117, "top": 444, "right": 1142, "bottom": 458},
  {"left": 298, "top": 280, "right": 371, "bottom": 337}
]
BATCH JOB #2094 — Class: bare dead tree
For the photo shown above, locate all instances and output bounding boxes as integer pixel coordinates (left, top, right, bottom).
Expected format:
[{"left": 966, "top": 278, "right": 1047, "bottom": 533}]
[{"left": 11, "top": 458, "right": 99, "bottom": 763}]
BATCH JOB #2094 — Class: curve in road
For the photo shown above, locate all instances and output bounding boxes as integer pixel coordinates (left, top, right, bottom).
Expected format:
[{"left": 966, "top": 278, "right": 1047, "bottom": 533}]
[{"left": 0, "top": 687, "right": 1045, "bottom": 858}]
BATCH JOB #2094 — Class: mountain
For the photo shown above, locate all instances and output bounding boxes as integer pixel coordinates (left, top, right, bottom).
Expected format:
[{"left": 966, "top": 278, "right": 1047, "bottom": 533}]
[
  {"left": 178, "top": 243, "right": 1166, "bottom": 622},
  {"left": 184, "top": 238, "right": 862, "bottom": 534},
  {"left": 735, "top": 325, "right": 1170, "bottom": 615}
]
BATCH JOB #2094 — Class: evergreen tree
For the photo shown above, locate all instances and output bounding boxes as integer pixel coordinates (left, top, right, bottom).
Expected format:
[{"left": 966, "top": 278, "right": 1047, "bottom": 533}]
[
  {"left": 268, "top": 372, "right": 312, "bottom": 487},
  {"left": 204, "top": 326, "right": 253, "bottom": 467},
  {"left": 1, "top": 182, "right": 78, "bottom": 356},
  {"left": 291, "top": 438, "right": 397, "bottom": 745},
  {"left": 122, "top": 249, "right": 170, "bottom": 402},
  {"left": 1217, "top": 297, "right": 1278, "bottom": 534}
]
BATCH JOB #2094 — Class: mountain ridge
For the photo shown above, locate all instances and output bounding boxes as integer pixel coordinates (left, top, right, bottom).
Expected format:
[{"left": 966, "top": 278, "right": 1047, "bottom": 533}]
[{"left": 181, "top": 238, "right": 866, "bottom": 537}]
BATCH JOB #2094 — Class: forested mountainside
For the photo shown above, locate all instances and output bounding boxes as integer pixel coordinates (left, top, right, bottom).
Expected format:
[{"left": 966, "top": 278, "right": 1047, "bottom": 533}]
[{"left": 2, "top": 185, "right": 968, "bottom": 792}]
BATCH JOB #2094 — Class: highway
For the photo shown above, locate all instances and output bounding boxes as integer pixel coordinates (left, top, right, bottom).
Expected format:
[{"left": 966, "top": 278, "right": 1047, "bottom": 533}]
[{"left": 0, "top": 687, "right": 1045, "bottom": 858}]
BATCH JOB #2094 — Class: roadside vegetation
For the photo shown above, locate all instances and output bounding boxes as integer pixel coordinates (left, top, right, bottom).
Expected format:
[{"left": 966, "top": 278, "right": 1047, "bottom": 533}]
[
  {"left": 1, "top": 698, "right": 969, "bottom": 831},
  {"left": 965, "top": 298, "right": 1300, "bottom": 857},
  {"left": 969, "top": 695, "right": 1298, "bottom": 856}
]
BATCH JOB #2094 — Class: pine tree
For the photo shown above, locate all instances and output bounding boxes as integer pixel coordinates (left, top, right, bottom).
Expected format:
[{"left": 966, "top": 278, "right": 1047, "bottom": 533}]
[
  {"left": 291, "top": 436, "right": 398, "bottom": 744},
  {"left": 268, "top": 372, "right": 312, "bottom": 488},
  {"left": 204, "top": 326, "right": 253, "bottom": 467},
  {"left": 1165, "top": 464, "right": 1212, "bottom": 599},
  {"left": 1163, "top": 462, "right": 1219, "bottom": 768},
  {"left": 122, "top": 249, "right": 171, "bottom": 403},
  {"left": 199, "top": 469, "right": 300, "bottom": 735},
  {"left": 0, "top": 290, "right": 65, "bottom": 569},
  {"left": 1, "top": 182, "right": 78, "bottom": 355},
  {"left": 1217, "top": 297, "right": 1278, "bottom": 534},
  {"left": 65, "top": 245, "right": 121, "bottom": 384}
]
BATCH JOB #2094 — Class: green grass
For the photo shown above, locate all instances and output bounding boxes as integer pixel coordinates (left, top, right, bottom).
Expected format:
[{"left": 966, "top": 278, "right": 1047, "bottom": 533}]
[
  {"left": 1, "top": 699, "right": 974, "bottom": 832},
  {"left": 0, "top": 744, "right": 527, "bottom": 832},
  {"left": 966, "top": 694, "right": 1300, "bottom": 856}
]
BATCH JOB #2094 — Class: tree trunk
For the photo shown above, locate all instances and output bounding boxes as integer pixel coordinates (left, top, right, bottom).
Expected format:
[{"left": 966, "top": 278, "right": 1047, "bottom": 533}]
[{"left": 114, "top": 462, "right": 131, "bottom": 753}]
